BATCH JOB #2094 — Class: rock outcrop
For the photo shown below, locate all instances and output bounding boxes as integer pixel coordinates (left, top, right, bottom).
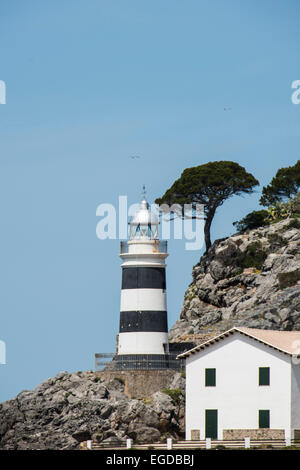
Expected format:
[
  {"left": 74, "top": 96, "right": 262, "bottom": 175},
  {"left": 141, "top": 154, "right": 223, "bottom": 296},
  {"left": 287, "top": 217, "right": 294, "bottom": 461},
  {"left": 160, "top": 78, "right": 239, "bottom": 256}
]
[
  {"left": 0, "top": 370, "right": 185, "bottom": 450},
  {"left": 169, "top": 218, "right": 300, "bottom": 341}
]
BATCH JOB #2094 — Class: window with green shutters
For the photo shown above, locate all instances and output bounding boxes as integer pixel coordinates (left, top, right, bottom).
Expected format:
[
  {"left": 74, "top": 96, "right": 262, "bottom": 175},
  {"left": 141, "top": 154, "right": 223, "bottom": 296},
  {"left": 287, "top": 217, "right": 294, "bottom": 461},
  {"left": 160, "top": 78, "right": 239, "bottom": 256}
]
[
  {"left": 259, "top": 410, "right": 270, "bottom": 428},
  {"left": 259, "top": 367, "right": 270, "bottom": 386},
  {"left": 205, "top": 368, "right": 216, "bottom": 386}
]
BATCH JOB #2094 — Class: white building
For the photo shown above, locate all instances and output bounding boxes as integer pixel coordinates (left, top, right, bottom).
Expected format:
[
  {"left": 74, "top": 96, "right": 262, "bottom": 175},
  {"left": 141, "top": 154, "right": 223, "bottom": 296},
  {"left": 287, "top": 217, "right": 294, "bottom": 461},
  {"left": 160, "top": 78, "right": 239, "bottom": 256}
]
[{"left": 178, "top": 327, "right": 300, "bottom": 440}]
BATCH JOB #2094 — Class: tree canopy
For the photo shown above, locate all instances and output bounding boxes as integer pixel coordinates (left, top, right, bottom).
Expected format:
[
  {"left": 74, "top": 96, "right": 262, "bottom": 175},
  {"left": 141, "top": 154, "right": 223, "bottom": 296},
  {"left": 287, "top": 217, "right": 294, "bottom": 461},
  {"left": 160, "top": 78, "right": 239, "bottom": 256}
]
[
  {"left": 260, "top": 160, "right": 300, "bottom": 206},
  {"left": 155, "top": 161, "right": 259, "bottom": 252},
  {"left": 233, "top": 209, "right": 269, "bottom": 233}
]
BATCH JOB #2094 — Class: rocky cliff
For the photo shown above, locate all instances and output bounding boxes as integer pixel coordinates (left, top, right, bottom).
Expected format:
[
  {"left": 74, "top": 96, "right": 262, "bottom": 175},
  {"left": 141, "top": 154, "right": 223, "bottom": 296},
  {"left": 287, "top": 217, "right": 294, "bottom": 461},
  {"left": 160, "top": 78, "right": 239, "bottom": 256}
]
[
  {"left": 0, "top": 370, "right": 185, "bottom": 450},
  {"left": 169, "top": 217, "right": 300, "bottom": 342}
]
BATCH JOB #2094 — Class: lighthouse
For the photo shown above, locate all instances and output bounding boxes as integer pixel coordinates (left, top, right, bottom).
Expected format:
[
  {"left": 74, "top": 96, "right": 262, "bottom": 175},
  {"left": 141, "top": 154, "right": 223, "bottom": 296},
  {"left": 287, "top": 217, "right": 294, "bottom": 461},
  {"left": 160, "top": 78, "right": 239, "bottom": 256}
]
[{"left": 116, "top": 190, "right": 169, "bottom": 369}]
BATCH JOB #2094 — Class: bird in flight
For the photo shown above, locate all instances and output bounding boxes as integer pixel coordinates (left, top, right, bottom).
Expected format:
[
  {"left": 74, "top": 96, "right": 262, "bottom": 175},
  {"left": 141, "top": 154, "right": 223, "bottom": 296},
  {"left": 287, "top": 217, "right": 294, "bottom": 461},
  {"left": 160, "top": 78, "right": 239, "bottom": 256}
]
[
  {"left": 130, "top": 155, "right": 141, "bottom": 159},
  {"left": 224, "top": 106, "right": 232, "bottom": 111}
]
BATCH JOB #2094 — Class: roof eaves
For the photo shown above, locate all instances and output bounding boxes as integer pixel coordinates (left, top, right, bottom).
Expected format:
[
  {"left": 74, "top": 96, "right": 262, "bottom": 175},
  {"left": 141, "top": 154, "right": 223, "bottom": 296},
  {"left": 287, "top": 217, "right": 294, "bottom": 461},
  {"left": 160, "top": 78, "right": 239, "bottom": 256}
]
[
  {"left": 177, "top": 327, "right": 300, "bottom": 359},
  {"left": 235, "top": 328, "right": 294, "bottom": 357},
  {"left": 176, "top": 327, "right": 238, "bottom": 359}
]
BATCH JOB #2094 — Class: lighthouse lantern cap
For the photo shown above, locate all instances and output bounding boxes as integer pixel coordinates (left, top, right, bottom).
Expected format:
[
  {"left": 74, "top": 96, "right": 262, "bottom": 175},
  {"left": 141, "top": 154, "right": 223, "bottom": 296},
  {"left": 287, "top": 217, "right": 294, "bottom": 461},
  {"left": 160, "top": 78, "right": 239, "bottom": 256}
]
[
  {"left": 129, "top": 188, "right": 159, "bottom": 239},
  {"left": 130, "top": 199, "right": 159, "bottom": 226}
]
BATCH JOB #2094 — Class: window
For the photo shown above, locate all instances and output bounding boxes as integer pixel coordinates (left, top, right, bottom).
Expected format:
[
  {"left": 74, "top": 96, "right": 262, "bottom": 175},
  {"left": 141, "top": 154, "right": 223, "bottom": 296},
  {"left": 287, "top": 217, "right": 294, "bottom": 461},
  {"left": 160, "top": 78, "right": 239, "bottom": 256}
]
[
  {"left": 259, "top": 410, "right": 270, "bottom": 428},
  {"left": 205, "top": 368, "right": 216, "bottom": 386},
  {"left": 259, "top": 367, "right": 270, "bottom": 386}
]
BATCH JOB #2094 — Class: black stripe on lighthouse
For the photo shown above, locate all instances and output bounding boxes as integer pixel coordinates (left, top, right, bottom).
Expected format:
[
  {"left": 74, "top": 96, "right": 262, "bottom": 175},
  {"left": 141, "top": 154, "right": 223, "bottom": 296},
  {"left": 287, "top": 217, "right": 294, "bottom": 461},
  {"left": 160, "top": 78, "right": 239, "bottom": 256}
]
[
  {"left": 122, "top": 267, "right": 166, "bottom": 290},
  {"left": 119, "top": 310, "right": 168, "bottom": 332}
]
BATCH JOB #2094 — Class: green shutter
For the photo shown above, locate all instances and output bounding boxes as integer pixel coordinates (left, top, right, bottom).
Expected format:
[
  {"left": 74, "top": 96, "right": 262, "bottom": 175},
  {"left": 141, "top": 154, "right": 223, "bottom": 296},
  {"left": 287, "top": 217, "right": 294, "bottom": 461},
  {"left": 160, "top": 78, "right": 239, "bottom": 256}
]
[
  {"left": 259, "top": 367, "right": 270, "bottom": 386},
  {"left": 259, "top": 410, "right": 270, "bottom": 428},
  {"left": 205, "top": 368, "right": 216, "bottom": 386}
]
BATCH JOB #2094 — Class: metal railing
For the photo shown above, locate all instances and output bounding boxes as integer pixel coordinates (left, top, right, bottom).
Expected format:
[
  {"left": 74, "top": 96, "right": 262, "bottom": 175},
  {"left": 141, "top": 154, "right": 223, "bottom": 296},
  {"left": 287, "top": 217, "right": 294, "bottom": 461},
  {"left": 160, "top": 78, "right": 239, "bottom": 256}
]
[
  {"left": 95, "top": 353, "right": 115, "bottom": 371},
  {"left": 114, "top": 355, "right": 184, "bottom": 371},
  {"left": 94, "top": 353, "right": 184, "bottom": 371},
  {"left": 120, "top": 240, "right": 168, "bottom": 254}
]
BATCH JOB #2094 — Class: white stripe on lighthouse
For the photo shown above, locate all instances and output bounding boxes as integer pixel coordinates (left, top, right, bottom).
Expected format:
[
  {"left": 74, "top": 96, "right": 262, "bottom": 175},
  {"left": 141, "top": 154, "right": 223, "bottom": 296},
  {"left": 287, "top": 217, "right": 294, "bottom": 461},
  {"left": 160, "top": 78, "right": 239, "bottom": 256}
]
[
  {"left": 118, "top": 332, "right": 169, "bottom": 355},
  {"left": 120, "top": 289, "right": 166, "bottom": 312}
]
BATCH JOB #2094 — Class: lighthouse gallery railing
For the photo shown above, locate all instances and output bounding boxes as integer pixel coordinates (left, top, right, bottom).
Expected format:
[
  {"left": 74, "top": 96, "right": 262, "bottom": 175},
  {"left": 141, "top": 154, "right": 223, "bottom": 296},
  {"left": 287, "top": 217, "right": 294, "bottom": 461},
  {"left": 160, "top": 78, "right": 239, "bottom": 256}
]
[{"left": 95, "top": 353, "right": 184, "bottom": 371}]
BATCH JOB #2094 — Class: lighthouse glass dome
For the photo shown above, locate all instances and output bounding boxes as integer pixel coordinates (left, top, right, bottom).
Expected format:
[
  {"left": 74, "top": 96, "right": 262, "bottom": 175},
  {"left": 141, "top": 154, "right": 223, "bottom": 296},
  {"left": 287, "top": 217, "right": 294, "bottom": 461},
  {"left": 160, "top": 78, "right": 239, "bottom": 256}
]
[{"left": 129, "top": 198, "right": 159, "bottom": 240}]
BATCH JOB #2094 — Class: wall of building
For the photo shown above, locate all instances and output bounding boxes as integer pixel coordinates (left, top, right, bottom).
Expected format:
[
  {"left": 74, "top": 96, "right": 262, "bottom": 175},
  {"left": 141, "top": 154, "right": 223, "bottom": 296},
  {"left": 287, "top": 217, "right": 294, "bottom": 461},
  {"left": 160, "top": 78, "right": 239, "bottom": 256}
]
[
  {"left": 186, "top": 333, "right": 291, "bottom": 440},
  {"left": 291, "top": 360, "right": 300, "bottom": 436}
]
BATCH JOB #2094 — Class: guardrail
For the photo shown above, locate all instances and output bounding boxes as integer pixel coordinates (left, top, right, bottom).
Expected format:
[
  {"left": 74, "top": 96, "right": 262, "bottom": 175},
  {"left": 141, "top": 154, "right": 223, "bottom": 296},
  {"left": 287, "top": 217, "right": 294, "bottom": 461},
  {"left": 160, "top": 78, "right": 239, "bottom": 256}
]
[
  {"left": 82, "top": 438, "right": 300, "bottom": 451},
  {"left": 95, "top": 353, "right": 115, "bottom": 370},
  {"left": 95, "top": 353, "right": 184, "bottom": 371}
]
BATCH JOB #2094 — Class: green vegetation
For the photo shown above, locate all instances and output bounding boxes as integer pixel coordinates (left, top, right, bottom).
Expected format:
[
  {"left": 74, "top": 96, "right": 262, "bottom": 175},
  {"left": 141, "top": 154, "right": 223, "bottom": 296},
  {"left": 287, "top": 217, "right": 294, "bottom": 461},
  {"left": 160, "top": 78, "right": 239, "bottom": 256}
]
[
  {"left": 142, "top": 397, "right": 152, "bottom": 405},
  {"left": 264, "top": 194, "right": 300, "bottom": 225},
  {"left": 114, "top": 377, "right": 125, "bottom": 385},
  {"left": 260, "top": 160, "right": 300, "bottom": 206},
  {"left": 277, "top": 270, "right": 300, "bottom": 289},
  {"left": 233, "top": 210, "right": 269, "bottom": 232},
  {"left": 239, "top": 242, "right": 268, "bottom": 270},
  {"left": 267, "top": 202, "right": 292, "bottom": 222},
  {"left": 161, "top": 388, "right": 182, "bottom": 404},
  {"left": 235, "top": 267, "right": 243, "bottom": 275},
  {"left": 234, "top": 192, "right": 300, "bottom": 241},
  {"left": 184, "top": 286, "right": 197, "bottom": 302},
  {"left": 156, "top": 161, "right": 259, "bottom": 252},
  {"left": 93, "top": 376, "right": 102, "bottom": 383},
  {"left": 267, "top": 233, "right": 288, "bottom": 249},
  {"left": 282, "top": 218, "right": 300, "bottom": 231}
]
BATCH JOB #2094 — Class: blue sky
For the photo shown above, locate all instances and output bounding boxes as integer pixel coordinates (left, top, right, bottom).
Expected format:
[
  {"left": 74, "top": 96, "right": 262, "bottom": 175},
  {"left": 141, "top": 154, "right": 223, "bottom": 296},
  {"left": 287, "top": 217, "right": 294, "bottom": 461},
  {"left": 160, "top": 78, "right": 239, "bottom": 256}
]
[{"left": 0, "top": 0, "right": 300, "bottom": 402}]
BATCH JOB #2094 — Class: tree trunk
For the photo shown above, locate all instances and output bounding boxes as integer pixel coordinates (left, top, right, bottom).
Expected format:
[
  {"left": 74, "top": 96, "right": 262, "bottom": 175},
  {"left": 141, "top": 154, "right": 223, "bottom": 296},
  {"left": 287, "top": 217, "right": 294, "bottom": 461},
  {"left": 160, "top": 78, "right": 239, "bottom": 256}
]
[{"left": 204, "top": 208, "right": 216, "bottom": 253}]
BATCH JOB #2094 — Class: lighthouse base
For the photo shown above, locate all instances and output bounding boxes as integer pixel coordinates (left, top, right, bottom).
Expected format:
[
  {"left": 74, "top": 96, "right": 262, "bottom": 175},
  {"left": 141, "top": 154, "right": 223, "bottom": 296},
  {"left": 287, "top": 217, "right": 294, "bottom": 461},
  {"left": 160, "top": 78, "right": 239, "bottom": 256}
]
[{"left": 95, "top": 369, "right": 179, "bottom": 399}]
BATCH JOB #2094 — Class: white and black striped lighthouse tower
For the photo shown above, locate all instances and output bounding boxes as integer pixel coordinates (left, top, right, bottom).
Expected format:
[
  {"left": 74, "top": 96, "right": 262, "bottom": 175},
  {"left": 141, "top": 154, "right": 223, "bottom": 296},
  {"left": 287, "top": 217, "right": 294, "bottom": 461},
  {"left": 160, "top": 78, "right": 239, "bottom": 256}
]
[{"left": 116, "top": 189, "right": 169, "bottom": 369}]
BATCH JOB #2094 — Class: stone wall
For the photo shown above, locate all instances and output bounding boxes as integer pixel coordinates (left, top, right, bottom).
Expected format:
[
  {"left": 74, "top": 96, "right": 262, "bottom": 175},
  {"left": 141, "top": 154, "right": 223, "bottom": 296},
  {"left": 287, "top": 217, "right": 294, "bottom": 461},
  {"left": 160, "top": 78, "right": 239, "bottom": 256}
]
[
  {"left": 223, "top": 429, "right": 285, "bottom": 440},
  {"left": 96, "top": 369, "right": 178, "bottom": 398},
  {"left": 294, "top": 430, "right": 300, "bottom": 440},
  {"left": 190, "top": 430, "right": 200, "bottom": 440}
]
